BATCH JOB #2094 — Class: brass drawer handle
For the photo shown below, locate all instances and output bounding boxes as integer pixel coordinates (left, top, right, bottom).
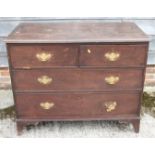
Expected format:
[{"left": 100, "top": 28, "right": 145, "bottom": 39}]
[
  {"left": 105, "top": 76, "right": 119, "bottom": 85},
  {"left": 105, "top": 51, "right": 120, "bottom": 61},
  {"left": 37, "top": 75, "right": 52, "bottom": 85},
  {"left": 36, "top": 52, "right": 53, "bottom": 62},
  {"left": 105, "top": 101, "right": 117, "bottom": 112},
  {"left": 40, "top": 102, "right": 55, "bottom": 110}
]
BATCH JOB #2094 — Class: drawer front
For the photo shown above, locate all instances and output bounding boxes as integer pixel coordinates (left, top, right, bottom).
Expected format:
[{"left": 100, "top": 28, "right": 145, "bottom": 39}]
[
  {"left": 80, "top": 44, "right": 147, "bottom": 67},
  {"left": 13, "top": 69, "right": 143, "bottom": 91},
  {"left": 15, "top": 92, "right": 140, "bottom": 118},
  {"left": 9, "top": 44, "right": 78, "bottom": 68}
]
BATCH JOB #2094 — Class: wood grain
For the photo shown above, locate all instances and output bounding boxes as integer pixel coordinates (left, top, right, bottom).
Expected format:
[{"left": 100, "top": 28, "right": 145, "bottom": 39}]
[
  {"left": 15, "top": 92, "right": 140, "bottom": 118},
  {"left": 12, "top": 68, "right": 144, "bottom": 92},
  {"left": 80, "top": 44, "right": 148, "bottom": 67},
  {"left": 9, "top": 44, "right": 79, "bottom": 68},
  {"left": 6, "top": 22, "right": 149, "bottom": 43}
]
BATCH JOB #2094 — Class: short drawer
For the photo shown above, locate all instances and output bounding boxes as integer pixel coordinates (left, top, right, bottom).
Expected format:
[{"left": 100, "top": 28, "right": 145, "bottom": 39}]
[
  {"left": 12, "top": 69, "right": 143, "bottom": 91},
  {"left": 8, "top": 44, "right": 78, "bottom": 68},
  {"left": 80, "top": 44, "right": 147, "bottom": 67},
  {"left": 15, "top": 92, "right": 140, "bottom": 118}
]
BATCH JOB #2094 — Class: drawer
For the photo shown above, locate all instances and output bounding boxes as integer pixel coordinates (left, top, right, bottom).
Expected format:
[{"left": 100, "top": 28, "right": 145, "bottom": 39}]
[
  {"left": 8, "top": 44, "right": 78, "bottom": 68},
  {"left": 15, "top": 92, "right": 140, "bottom": 118},
  {"left": 13, "top": 69, "right": 143, "bottom": 91},
  {"left": 80, "top": 44, "right": 147, "bottom": 67}
]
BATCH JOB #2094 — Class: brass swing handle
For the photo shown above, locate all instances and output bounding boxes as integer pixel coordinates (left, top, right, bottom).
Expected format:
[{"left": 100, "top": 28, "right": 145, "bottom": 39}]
[
  {"left": 40, "top": 102, "right": 55, "bottom": 110},
  {"left": 105, "top": 101, "right": 117, "bottom": 112},
  {"left": 87, "top": 49, "right": 120, "bottom": 61},
  {"left": 105, "top": 76, "right": 120, "bottom": 85},
  {"left": 37, "top": 75, "right": 53, "bottom": 85},
  {"left": 104, "top": 51, "right": 120, "bottom": 61},
  {"left": 36, "top": 52, "right": 54, "bottom": 62}
]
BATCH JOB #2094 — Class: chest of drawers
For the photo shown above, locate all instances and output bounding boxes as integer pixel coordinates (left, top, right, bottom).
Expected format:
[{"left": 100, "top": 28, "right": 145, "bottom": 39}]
[{"left": 6, "top": 22, "right": 149, "bottom": 134}]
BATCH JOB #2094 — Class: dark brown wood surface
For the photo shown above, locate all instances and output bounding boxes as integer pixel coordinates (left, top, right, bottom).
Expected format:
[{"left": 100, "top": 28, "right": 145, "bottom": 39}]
[
  {"left": 80, "top": 44, "right": 148, "bottom": 67},
  {"left": 6, "top": 22, "right": 149, "bottom": 43},
  {"left": 6, "top": 21, "right": 149, "bottom": 133},
  {"left": 15, "top": 92, "right": 140, "bottom": 118},
  {"left": 12, "top": 68, "right": 143, "bottom": 92},
  {"left": 8, "top": 43, "right": 148, "bottom": 69},
  {"left": 9, "top": 44, "right": 79, "bottom": 68}
]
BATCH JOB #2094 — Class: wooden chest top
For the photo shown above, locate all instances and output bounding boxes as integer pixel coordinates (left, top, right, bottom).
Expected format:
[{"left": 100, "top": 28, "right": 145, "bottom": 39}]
[{"left": 6, "top": 22, "right": 149, "bottom": 43}]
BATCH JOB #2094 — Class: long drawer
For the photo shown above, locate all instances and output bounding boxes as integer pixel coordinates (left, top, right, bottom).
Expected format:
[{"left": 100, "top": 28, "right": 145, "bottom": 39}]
[
  {"left": 12, "top": 69, "right": 144, "bottom": 91},
  {"left": 15, "top": 92, "right": 140, "bottom": 119}
]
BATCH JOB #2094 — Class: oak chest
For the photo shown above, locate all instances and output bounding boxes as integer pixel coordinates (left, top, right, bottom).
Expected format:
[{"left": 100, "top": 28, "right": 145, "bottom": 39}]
[{"left": 6, "top": 22, "right": 149, "bottom": 134}]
